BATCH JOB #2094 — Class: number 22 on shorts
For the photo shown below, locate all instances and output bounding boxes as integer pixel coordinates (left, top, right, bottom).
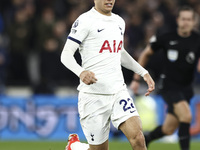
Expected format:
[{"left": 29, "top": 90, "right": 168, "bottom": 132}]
[{"left": 119, "top": 98, "right": 136, "bottom": 113}]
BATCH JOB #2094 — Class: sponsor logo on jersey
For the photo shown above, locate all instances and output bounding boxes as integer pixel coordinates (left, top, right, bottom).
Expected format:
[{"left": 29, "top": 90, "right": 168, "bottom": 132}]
[
  {"left": 167, "top": 49, "right": 178, "bottom": 62},
  {"left": 186, "top": 51, "right": 195, "bottom": 64},
  {"left": 169, "top": 41, "right": 178, "bottom": 45},
  {"left": 99, "top": 40, "right": 122, "bottom": 53}
]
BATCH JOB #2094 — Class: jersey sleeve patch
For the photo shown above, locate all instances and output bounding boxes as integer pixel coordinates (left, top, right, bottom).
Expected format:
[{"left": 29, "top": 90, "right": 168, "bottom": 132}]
[{"left": 68, "top": 14, "right": 90, "bottom": 43}]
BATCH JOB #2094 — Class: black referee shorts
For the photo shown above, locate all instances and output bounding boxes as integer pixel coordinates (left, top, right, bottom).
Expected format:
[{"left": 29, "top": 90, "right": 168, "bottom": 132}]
[{"left": 160, "top": 85, "right": 193, "bottom": 115}]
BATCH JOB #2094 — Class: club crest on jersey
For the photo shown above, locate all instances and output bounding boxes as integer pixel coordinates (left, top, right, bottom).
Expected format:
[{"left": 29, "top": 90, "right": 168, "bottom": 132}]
[
  {"left": 99, "top": 40, "right": 122, "bottom": 53},
  {"left": 73, "top": 20, "right": 79, "bottom": 28},
  {"left": 186, "top": 51, "right": 195, "bottom": 64},
  {"left": 167, "top": 49, "right": 178, "bottom": 62}
]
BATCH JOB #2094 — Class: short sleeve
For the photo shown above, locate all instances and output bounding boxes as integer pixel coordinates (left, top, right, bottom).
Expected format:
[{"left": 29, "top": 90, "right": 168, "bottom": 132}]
[
  {"left": 68, "top": 15, "right": 90, "bottom": 44},
  {"left": 150, "top": 35, "right": 164, "bottom": 52}
]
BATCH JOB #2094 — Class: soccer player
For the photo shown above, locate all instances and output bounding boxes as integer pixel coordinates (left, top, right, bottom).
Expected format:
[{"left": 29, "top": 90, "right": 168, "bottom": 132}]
[
  {"left": 131, "top": 6, "right": 200, "bottom": 150},
  {"left": 61, "top": 0, "right": 155, "bottom": 150}
]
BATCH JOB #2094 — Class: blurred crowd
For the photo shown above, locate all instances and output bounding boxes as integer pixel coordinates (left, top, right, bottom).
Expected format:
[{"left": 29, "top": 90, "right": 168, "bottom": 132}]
[{"left": 0, "top": 0, "right": 200, "bottom": 94}]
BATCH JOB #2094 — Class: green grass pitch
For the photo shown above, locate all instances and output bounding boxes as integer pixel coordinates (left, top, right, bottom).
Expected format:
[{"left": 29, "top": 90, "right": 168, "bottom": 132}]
[{"left": 0, "top": 141, "right": 199, "bottom": 150}]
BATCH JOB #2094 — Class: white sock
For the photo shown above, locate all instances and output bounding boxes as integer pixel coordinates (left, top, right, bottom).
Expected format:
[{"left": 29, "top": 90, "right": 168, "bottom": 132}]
[{"left": 71, "top": 141, "right": 89, "bottom": 150}]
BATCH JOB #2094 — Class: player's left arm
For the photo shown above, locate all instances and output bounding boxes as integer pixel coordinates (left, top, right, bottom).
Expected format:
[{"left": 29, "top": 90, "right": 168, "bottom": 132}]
[{"left": 121, "top": 49, "right": 155, "bottom": 96}]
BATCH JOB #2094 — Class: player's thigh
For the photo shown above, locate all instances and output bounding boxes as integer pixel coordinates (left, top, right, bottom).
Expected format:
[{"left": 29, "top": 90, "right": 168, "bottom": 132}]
[
  {"left": 119, "top": 116, "right": 144, "bottom": 141},
  {"left": 78, "top": 92, "right": 112, "bottom": 145},
  {"left": 173, "top": 100, "right": 192, "bottom": 123},
  {"left": 162, "top": 113, "right": 179, "bottom": 135},
  {"left": 111, "top": 90, "right": 139, "bottom": 130},
  {"left": 89, "top": 140, "right": 109, "bottom": 150}
]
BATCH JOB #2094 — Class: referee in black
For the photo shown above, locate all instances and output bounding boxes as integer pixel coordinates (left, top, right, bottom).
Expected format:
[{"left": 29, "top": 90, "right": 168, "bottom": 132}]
[{"left": 131, "top": 6, "right": 200, "bottom": 150}]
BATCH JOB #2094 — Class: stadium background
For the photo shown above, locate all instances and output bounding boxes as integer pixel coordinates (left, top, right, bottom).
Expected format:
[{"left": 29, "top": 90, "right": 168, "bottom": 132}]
[{"left": 0, "top": 0, "right": 200, "bottom": 149}]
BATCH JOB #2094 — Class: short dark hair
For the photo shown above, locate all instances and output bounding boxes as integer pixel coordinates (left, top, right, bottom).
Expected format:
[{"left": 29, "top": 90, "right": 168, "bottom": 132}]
[{"left": 177, "top": 5, "right": 195, "bottom": 18}]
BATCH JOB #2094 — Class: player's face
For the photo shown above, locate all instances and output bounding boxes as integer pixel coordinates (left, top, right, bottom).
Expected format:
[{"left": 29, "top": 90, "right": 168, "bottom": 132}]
[
  {"left": 177, "top": 11, "right": 195, "bottom": 34},
  {"left": 94, "top": 0, "right": 115, "bottom": 16}
]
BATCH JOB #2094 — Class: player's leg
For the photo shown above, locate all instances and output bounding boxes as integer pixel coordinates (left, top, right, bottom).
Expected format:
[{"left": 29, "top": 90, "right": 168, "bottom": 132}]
[
  {"left": 162, "top": 113, "right": 179, "bottom": 135},
  {"left": 119, "top": 116, "right": 147, "bottom": 150},
  {"left": 77, "top": 92, "right": 112, "bottom": 150},
  {"left": 111, "top": 90, "right": 146, "bottom": 150},
  {"left": 144, "top": 89, "right": 180, "bottom": 147},
  {"left": 174, "top": 100, "right": 192, "bottom": 150},
  {"left": 145, "top": 113, "right": 179, "bottom": 146}
]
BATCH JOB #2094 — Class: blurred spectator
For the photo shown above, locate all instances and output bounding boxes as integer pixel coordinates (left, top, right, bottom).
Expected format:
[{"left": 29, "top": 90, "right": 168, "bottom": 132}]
[
  {"left": 7, "top": 6, "right": 33, "bottom": 84},
  {"left": 38, "top": 20, "right": 67, "bottom": 94},
  {"left": 0, "top": 40, "right": 7, "bottom": 94},
  {"left": 126, "top": 12, "right": 144, "bottom": 52},
  {"left": 0, "top": 14, "right": 8, "bottom": 94},
  {"left": 0, "top": 14, "right": 3, "bottom": 33},
  {"left": 35, "top": 7, "right": 55, "bottom": 51},
  {"left": 34, "top": 6, "right": 56, "bottom": 93},
  {"left": 39, "top": 37, "right": 60, "bottom": 94}
]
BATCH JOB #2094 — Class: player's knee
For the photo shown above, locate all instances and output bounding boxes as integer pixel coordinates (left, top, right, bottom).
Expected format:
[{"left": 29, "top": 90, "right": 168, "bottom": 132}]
[
  {"left": 180, "top": 112, "right": 192, "bottom": 123},
  {"left": 164, "top": 128, "right": 175, "bottom": 135},
  {"left": 163, "top": 126, "right": 176, "bottom": 135},
  {"left": 185, "top": 113, "right": 192, "bottom": 123},
  {"left": 130, "top": 132, "right": 145, "bottom": 148}
]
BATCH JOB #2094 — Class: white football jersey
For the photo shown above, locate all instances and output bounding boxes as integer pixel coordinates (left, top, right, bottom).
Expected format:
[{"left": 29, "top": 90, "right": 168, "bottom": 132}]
[{"left": 68, "top": 7, "right": 127, "bottom": 94}]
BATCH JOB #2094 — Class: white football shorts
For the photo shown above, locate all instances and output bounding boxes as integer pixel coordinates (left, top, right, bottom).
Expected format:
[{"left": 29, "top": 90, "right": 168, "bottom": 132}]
[{"left": 78, "top": 89, "right": 139, "bottom": 145}]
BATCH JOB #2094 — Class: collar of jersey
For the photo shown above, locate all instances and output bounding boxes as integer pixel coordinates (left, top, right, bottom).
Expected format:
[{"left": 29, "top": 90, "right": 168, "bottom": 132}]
[{"left": 91, "top": 7, "right": 113, "bottom": 19}]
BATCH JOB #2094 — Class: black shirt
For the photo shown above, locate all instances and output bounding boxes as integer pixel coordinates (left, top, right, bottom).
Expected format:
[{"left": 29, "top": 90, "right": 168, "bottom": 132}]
[{"left": 150, "top": 30, "right": 200, "bottom": 87}]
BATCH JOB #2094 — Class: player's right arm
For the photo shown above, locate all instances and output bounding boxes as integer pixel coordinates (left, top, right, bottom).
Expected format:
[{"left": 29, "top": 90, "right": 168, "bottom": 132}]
[
  {"left": 130, "top": 44, "right": 155, "bottom": 94},
  {"left": 60, "top": 39, "right": 97, "bottom": 85},
  {"left": 61, "top": 13, "right": 97, "bottom": 85}
]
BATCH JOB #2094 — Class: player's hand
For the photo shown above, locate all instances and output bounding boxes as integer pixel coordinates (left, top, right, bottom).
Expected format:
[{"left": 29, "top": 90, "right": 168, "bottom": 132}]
[
  {"left": 130, "top": 80, "right": 140, "bottom": 95},
  {"left": 79, "top": 70, "right": 97, "bottom": 85},
  {"left": 143, "top": 73, "right": 155, "bottom": 96}
]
